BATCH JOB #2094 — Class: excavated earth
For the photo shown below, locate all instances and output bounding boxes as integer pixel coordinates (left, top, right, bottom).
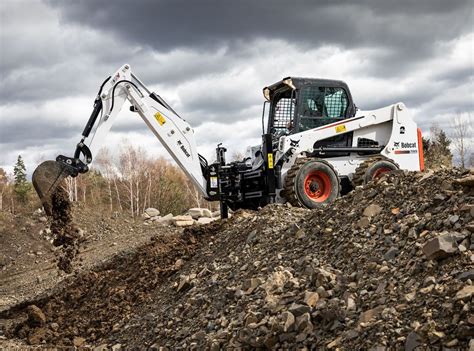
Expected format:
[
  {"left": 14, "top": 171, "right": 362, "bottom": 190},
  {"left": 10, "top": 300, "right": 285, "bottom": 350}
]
[{"left": 1, "top": 168, "right": 473, "bottom": 350}]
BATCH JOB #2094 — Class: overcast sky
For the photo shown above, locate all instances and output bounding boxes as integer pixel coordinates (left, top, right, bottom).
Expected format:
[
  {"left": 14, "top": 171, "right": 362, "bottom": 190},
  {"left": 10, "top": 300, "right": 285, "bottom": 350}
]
[{"left": 1, "top": 0, "right": 473, "bottom": 175}]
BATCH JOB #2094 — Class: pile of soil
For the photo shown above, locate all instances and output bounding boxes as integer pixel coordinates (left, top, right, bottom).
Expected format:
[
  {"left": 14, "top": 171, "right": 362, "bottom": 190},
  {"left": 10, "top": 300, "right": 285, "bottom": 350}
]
[{"left": 1, "top": 168, "right": 473, "bottom": 349}]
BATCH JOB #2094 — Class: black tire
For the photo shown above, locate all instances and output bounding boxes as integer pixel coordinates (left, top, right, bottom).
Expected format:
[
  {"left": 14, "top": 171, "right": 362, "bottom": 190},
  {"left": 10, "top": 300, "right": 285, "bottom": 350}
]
[
  {"left": 283, "top": 158, "right": 340, "bottom": 208},
  {"left": 352, "top": 156, "right": 399, "bottom": 186}
]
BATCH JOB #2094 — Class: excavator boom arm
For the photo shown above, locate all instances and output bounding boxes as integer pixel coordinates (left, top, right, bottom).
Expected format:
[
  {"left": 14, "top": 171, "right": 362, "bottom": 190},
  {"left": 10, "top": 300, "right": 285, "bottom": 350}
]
[{"left": 33, "top": 64, "right": 207, "bottom": 213}]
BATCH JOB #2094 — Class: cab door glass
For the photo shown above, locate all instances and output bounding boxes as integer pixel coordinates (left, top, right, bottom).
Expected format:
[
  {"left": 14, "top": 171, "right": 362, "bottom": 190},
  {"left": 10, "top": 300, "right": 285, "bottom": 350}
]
[{"left": 298, "top": 87, "right": 348, "bottom": 131}]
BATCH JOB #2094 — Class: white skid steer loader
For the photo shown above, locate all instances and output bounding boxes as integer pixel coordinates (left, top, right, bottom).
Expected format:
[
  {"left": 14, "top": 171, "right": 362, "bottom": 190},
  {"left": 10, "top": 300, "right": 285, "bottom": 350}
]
[{"left": 32, "top": 64, "right": 424, "bottom": 217}]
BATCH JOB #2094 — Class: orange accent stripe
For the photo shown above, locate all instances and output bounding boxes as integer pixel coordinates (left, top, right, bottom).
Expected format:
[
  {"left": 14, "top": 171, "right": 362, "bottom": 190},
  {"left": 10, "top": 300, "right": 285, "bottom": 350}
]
[{"left": 417, "top": 128, "right": 425, "bottom": 171}]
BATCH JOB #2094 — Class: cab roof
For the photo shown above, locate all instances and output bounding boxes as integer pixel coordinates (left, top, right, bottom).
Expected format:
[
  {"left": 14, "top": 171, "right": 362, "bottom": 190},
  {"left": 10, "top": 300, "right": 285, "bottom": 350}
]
[{"left": 263, "top": 77, "right": 351, "bottom": 101}]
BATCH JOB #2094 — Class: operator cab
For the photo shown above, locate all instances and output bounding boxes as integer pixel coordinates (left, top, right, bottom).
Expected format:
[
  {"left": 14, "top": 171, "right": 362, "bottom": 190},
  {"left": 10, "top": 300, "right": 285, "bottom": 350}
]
[{"left": 263, "top": 78, "right": 356, "bottom": 149}]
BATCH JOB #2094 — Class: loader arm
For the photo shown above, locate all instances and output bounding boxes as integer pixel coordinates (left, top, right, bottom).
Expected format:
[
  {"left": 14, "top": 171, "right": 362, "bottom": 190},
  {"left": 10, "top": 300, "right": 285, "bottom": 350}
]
[{"left": 33, "top": 64, "right": 207, "bottom": 213}]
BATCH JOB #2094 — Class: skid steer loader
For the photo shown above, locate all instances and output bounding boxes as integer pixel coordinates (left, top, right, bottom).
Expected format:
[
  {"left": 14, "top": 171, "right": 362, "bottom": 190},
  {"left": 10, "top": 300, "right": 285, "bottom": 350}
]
[{"left": 33, "top": 64, "right": 424, "bottom": 217}]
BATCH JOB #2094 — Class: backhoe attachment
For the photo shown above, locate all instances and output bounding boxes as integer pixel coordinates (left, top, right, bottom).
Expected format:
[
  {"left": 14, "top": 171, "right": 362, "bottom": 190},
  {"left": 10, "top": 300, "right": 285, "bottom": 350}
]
[{"left": 32, "top": 149, "right": 90, "bottom": 215}]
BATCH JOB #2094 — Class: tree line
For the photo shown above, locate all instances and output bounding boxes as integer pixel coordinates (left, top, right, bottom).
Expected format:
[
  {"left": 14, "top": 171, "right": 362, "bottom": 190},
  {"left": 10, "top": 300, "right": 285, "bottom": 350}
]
[{"left": 0, "top": 144, "right": 207, "bottom": 216}]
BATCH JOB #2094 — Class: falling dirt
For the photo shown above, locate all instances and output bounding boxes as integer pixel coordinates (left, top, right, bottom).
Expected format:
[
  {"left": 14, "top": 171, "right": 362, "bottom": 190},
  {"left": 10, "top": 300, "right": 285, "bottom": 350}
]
[{"left": 49, "top": 184, "right": 80, "bottom": 273}]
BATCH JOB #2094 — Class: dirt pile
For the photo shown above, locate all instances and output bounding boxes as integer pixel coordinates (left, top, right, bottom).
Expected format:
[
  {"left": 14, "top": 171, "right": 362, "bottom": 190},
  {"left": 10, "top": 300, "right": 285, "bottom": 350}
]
[{"left": 1, "top": 168, "right": 473, "bottom": 349}]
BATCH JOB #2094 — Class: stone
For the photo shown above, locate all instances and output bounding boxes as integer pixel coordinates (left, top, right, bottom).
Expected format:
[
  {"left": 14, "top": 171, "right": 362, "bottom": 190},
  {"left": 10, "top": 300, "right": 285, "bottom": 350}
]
[
  {"left": 111, "top": 344, "right": 122, "bottom": 351},
  {"left": 288, "top": 303, "right": 311, "bottom": 317},
  {"left": 422, "top": 235, "right": 457, "bottom": 260},
  {"left": 281, "top": 311, "right": 295, "bottom": 332},
  {"left": 363, "top": 204, "right": 382, "bottom": 217},
  {"left": 454, "top": 175, "right": 474, "bottom": 187},
  {"left": 449, "top": 215, "right": 459, "bottom": 224},
  {"left": 455, "top": 285, "right": 474, "bottom": 301},
  {"left": 188, "top": 208, "right": 204, "bottom": 219},
  {"left": 27, "top": 305, "right": 46, "bottom": 326},
  {"left": 246, "top": 230, "right": 258, "bottom": 244},
  {"left": 295, "top": 312, "right": 313, "bottom": 333},
  {"left": 384, "top": 247, "right": 399, "bottom": 261},
  {"left": 73, "top": 337, "right": 86, "bottom": 347},
  {"left": 172, "top": 215, "right": 193, "bottom": 222},
  {"left": 357, "top": 217, "right": 370, "bottom": 228},
  {"left": 197, "top": 217, "right": 214, "bottom": 225},
  {"left": 457, "top": 270, "right": 474, "bottom": 281},
  {"left": 177, "top": 275, "right": 193, "bottom": 292},
  {"left": 202, "top": 208, "right": 212, "bottom": 218},
  {"left": 359, "top": 306, "right": 383, "bottom": 324},
  {"left": 27, "top": 328, "right": 48, "bottom": 345},
  {"left": 145, "top": 208, "right": 160, "bottom": 217},
  {"left": 405, "top": 331, "right": 423, "bottom": 351},
  {"left": 175, "top": 220, "right": 195, "bottom": 227},
  {"left": 303, "top": 291, "right": 319, "bottom": 307},
  {"left": 156, "top": 213, "right": 173, "bottom": 225}
]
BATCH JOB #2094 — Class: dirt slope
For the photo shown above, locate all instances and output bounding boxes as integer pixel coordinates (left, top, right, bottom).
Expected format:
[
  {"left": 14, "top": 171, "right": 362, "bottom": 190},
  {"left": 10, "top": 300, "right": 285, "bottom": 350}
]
[{"left": 1, "top": 168, "right": 473, "bottom": 349}]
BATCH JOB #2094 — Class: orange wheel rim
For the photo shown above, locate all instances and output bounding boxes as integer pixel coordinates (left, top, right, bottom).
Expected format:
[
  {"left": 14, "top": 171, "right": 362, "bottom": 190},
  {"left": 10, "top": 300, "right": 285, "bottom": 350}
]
[
  {"left": 372, "top": 167, "right": 392, "bottom": 180},
  {"left": 304, "top": 171, "right": 332, "bottom": 202}
]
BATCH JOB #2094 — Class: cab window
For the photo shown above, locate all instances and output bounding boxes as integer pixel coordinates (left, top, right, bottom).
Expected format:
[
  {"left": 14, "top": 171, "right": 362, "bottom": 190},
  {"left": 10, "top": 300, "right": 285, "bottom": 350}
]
[{"left": 298, "top": 86, "right": 348, "bottom": 132}]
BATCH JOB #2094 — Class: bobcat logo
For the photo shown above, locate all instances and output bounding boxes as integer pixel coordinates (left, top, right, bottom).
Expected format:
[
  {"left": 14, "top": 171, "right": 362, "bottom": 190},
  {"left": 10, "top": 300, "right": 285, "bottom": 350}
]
[
  {"left": 394, "top": 142, "right": 400, "bottom": 147},
  {"left": 290, "top": 139, "right": 300, "bottom": 147}
]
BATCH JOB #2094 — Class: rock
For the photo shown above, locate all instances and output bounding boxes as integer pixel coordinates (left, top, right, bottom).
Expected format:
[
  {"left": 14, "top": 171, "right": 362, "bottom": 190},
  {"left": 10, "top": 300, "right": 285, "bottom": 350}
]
[
  {"left": 457, "top": 270, "right": 474, "bottom": 281},
  {"left": 156, "top": 213, "right": 173, "bottom": 225},
  {"left": 27, "top": 328, "right": 48, "bottom": 345},
  {"left": 422, "top": 235, "right": 457, "bottom": 260},
  {"left": 111, "top": 343, "right": 122, "bottom": 351},
  {"left": 295, "top": 312, "right": 313, "bottom": 333},
  {"left": 357, "top": 217, "right": 370, "bottom": 228},
  {"left": 448, "top": 215, "right": 459, "bottom": 224},
  {"left": 38, "top": 216, "right": 48, "bottom": 223},
  {"left": 177, "top": 274, "right": 196, "bottom": 292},
  {"left": 281, "top": 311, "right": 295, "bottom": 332},
  {"left": 363, "top": 204, "right": 382, "bottom": 217},
  {"left": 175, "top": 220, "right": 195, "bottom": 227},
  {"left": 174, "top": 259, "right": 184, "bottom": 270},
  {"left": 405, "top": 331, "right": 423, "bottom": 351},
  {"left": 303, "top": 291, "right": 319, "bottom": 307},
  {"left": 145, "top": 208, "right": 160, "bottom": 217},
  {"left": 288, "top": 303, "right": 311, "bottom": 317},
  {"left": 384, "top": 247, "right": 399, "bottom": 261},
  {"left": 455, "top": 285, "right": 474, "bottom": 301},
  {"left": 189, "top": 208, "right": 204, "bottom": 219},
  {"left": 173, "top": 215, "right": 193, "bottom": 222},
  {"left": 454, "top": 175, "right": 474, "bottom": 187},
  {"left": 197, "top": 217, "right": 214, "bottom": 225},
  {"left": 202, "top": 208, "right": 212, "bottom": 218},
  {"left": 93, "top": 344, "right": 109, "bottom": 351},
  {"left": 246, "top": 230, "right": 258, "bottom": 244},
  {"left": 27, "top": 305, "right": 46, "bottom": 326},
  {"left": 73, "top": 337, "right": 86, "bottom": 347},
  {"left": 359, "top": 306, "right": 383, "bottom": 324}
]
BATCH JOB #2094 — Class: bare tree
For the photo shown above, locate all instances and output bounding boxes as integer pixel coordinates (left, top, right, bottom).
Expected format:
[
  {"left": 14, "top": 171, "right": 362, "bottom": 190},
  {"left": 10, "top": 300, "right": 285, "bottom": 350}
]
[
  {"left": 0, "top": 168, "right": 7, "bottom": 211},
  {"left": 450, "top": 113, "right": 472, "bottom": 168},
  {"left": 96, "top": 148, "right": 116, "bottom": 213}
]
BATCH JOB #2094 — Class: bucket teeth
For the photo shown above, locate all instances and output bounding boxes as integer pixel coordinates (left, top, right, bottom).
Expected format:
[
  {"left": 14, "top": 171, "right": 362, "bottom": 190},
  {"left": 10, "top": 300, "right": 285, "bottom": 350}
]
[{"left": 32, "top": 160, "right": 71, "bottom": 215}]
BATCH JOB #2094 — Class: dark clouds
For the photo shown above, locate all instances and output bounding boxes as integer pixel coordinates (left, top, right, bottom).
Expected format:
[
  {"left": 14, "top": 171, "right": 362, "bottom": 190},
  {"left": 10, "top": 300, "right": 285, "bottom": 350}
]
[
  {"left": 48, "top": 0, "right": 472, "bottom": 68},
  {"left": 0, "top": 0, "right": 473, "bottom": 173}
]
